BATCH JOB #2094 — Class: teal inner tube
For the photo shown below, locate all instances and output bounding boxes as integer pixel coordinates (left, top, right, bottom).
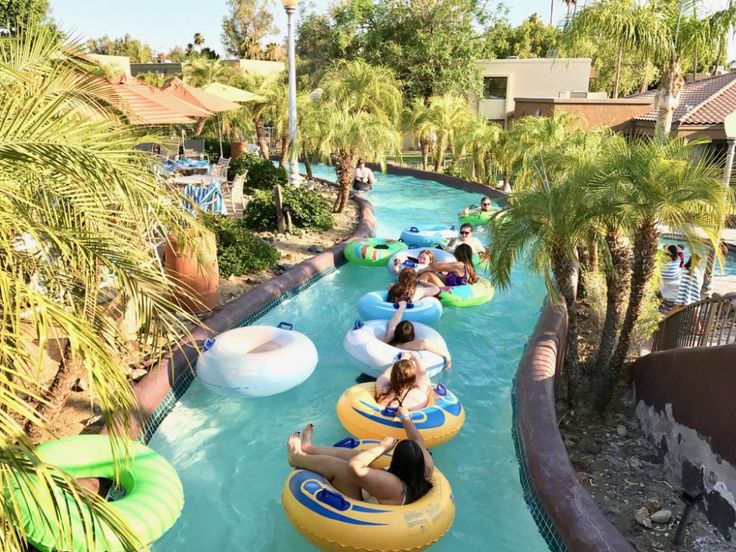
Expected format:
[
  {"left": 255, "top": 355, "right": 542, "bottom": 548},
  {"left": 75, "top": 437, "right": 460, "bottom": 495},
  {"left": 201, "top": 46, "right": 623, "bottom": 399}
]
[
  {"left": 344, "top": 238, "right": 408, "bottom": 267},
  {"left": 13, "top": 434, "right": 184, "bottom": 552},
  {"left": 440, "top": 277, "right": 495, "bottom": 307}
]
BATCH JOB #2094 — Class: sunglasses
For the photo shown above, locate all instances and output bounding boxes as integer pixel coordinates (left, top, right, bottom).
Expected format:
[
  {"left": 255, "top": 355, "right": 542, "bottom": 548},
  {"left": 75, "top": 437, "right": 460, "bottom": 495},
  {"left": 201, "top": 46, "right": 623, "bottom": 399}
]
[
  {"left": 460, "top": 231, "right": 471, "bottom": 235},
  {"left": 481, "top": 203, "right": 491, "bottom": 206}
]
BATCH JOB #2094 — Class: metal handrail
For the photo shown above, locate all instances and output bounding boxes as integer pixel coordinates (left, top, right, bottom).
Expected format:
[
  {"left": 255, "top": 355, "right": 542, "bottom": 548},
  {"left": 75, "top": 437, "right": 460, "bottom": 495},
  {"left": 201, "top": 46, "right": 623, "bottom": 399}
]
[{"left": 652, "top": 293, "right": 736, "bottom": 351}]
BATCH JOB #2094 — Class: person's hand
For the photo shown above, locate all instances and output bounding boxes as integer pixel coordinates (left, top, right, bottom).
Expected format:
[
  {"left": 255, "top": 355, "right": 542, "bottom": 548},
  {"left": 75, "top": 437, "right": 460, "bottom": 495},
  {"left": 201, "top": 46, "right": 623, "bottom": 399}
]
[
  {"left": 399, "top": 352, "right": 412, "bottom": 361},
  {"left": 397, "top": 406, "right": 410, "bottom": 418},
  {"left": 379, "top": 437, "right": 398, "bottom": 451},
  {"left": 398, "top": 300, "right": 407, "bottom": 310}
]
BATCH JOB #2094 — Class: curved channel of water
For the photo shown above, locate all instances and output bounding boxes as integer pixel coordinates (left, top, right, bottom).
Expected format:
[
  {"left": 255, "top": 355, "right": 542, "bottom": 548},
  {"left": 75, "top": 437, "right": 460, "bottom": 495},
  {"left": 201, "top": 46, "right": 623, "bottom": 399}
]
[{"left": 151, "top": 166, "right": 549, "bottom": 551}]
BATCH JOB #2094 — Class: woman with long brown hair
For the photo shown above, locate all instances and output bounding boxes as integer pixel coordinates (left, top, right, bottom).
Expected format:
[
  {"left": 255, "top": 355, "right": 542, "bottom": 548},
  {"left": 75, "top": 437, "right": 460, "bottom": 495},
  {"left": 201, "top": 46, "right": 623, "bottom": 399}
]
[
  {"left": 375, "top": 351, "right": 431, "bottom": 410},
  {"left": 418, "top": 243, "right": 478, "bottom": 288},
  {"left": 387, "top": 267, "right": 441, "bottom": 303}
]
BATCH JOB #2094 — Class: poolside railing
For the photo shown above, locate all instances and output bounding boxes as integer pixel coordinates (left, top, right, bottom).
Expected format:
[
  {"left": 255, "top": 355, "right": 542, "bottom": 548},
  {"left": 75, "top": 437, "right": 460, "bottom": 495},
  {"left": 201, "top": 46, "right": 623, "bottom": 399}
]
[{"left": 652, "top": 293, "right": 736, "bottom": 351}]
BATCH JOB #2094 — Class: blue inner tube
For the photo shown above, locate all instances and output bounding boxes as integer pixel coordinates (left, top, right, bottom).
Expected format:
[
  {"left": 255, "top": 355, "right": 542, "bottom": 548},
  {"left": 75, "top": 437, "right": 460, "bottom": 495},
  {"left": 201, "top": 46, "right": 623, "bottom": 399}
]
[{"left": 356, "top": 291, "right": 443, "bottom": 323}]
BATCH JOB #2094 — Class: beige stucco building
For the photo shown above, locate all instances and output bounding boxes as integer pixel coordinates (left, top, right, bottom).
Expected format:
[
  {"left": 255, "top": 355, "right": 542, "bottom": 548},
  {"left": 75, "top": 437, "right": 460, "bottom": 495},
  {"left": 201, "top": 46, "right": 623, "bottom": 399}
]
[{"left": 473, "top": 58, "right": 594, "bottom": 125}]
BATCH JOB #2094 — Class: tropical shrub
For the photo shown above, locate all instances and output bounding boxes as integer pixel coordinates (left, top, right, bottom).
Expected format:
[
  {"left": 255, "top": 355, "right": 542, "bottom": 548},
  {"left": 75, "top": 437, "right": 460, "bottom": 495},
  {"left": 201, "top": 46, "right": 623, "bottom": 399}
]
[
  {"left": 204, "top": 138, "right": 230, "bottom": 160},
  {"left": 244, "top": 186, "right": 334, "bottom": 231},
  {"left": 245, "top": 158, "right": 288, "bottom": 192},
  {"left": 228, "top": 152, "right": 261, "bottom": 181},
  {"left": 202, "top": 214, "right": 279, "bottom": 277}
]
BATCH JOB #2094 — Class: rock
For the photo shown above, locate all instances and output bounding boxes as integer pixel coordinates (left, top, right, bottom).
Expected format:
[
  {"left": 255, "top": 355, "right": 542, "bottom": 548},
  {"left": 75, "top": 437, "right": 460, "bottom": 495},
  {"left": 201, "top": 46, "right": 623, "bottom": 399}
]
[
  {"left": 307, "top": 245, "right": 324, "bottom": 254},
  {"left": 616, "top": 425, "right": 628, "bottom": 438},
  {"left": 276, "top": 263, "right": 293, "bottom": 274},
  {"left": 129, "top": 368, "right": 148, "bottom": 382},
  {"left": 646, "top": 497, "right": 662, "bottom": 514},
  {"left": 640, "top": 453, "right": 664, "bottom": 465},
  {"left": 71, "top": 377, "right": 87, "bottom": 392},
  {"left": 576, "top": 471, "right": 589, "bottom": 483},
  {"left": 583, "top": 440, "right": 601, "bottom": 455},
  {"left": 651, "top": 509, "right": 673, "bottom": 524},
  {"left": 635, "top": 506, "right": 653, "bottom": 528}
]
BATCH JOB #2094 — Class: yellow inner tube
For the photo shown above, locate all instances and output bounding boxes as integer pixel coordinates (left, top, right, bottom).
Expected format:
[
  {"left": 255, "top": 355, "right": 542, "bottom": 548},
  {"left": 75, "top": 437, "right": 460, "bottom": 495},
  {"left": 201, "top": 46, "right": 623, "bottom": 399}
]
[
  {"left": 282, "top": 439, "right": 455, "bottom": 552},
  {"left": 336, "top": 383, "right": 465, "bottom": 448}
]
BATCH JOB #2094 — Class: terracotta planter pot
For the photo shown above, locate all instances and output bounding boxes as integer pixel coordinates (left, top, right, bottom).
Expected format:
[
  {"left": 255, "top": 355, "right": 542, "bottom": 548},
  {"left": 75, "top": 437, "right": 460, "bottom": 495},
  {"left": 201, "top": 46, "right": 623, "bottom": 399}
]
[
  {"left": 164, "top": 231, "right": 219, "bottom": 314},
  {"left": 230, "top": 141, "right": 246, "bottom": 161}
]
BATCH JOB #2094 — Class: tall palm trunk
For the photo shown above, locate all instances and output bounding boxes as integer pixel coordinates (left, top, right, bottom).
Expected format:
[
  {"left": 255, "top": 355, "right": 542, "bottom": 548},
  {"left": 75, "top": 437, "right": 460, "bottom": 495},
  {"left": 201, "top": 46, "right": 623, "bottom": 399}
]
[
  {"left": 502, "top": 171, "right": 511, "bottom": 193},
  {"left": 612, "top": 39, "right": 624, "bottom": 99},
  {"left": 302, "top": 147, "right": 314, "bottom": 180},
  {"left": 654, "top": 59, "right": 684, "bottom": 137},
  {"left": 591, "top": 231, "right": 632, "bottom": 412},
  {"left": 254, "top": 115, "right": 269, "bottom": 159},
  {"left": 551, "top": 250, "right": 580, "bottom": 405},
  {"left": 420, "top": 136, "right": 431, "bottom": 171},
  {"left": 601, "top": 223, "right": 658, "bottom": 409},
  {"left": 434, "top": 132, "right": 447, "bottom": 173},
  {"left": 195, "top": 117, "right": 207, "bottom": 136},
  {"left": 279, "top": 135, "right": 289, "bottom": 167},
  {"left": 589, "top": 241, "right": 599, "bottom": 270},
  {"left": 576, "top": 245, "right": 590, "bottom": 299},
  {"left": 333, "top": 152, "right": 357, "bottom": 213}
]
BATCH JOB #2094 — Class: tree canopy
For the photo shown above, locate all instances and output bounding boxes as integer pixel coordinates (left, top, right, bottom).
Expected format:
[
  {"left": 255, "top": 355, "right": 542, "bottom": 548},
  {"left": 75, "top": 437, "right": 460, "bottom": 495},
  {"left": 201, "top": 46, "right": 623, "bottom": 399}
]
[
  {"left": 0, "top": 0, "right": 49, "bottom": 33},
  {"left": 221, "top": 0, "right": 276, "bottom": 59}
]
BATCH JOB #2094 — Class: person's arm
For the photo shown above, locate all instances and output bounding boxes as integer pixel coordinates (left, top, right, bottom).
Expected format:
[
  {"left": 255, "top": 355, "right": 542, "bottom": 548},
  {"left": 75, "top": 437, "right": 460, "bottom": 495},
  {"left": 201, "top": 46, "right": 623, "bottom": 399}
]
[
  {"left": 385, "top": 301, "right": 407, "bottom": 342},
  {"left": 376, "top": 364, "right": 392, "bottom": 395},
  {"left": 417, "top": 339, "right": 451, "bottom": 368},
  {"left": 397, "top": 406, "right": 434, "bottom": 477},
  {"left": 472, "top": 237, "right": 486, "bottom": 253},
  {"left": 347, "top": 439, "right": 398, "bottom": 477},
  {"left": 368, "top": 169, "right": 377, "bottom": 184}
]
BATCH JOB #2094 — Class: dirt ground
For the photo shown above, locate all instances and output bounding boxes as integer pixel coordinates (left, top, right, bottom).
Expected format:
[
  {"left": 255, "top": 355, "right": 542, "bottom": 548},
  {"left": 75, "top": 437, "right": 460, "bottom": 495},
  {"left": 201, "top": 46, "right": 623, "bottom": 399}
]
[
  {"left": 32, "top": 186, "right": 359, "bottom": 444},
  {"left": 557, "top": 302, "right": 733, "bottom": 552}
]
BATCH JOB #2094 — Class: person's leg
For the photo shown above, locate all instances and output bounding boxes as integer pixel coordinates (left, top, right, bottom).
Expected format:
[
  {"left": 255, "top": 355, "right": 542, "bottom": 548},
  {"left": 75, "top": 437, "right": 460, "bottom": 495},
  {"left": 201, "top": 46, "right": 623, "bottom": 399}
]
[
  {"left": 419, "top": 272, "right": 444, "bottom": 287},
  {"left": 301, "top": 423, "right": 362, "bottom": 461},
  {"left": 287, "top": 432, "right": 362, "bottom": 499}
]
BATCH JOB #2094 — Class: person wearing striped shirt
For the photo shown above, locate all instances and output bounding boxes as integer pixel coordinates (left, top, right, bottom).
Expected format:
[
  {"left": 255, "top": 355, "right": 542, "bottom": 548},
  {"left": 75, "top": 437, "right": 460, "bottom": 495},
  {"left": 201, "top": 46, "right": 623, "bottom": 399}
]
[
  {"left": 675, "top": 253, "right": 704, "bottom": 306},
  {"left": 660, "top": 245, "right": 682, "bottom": 302}
]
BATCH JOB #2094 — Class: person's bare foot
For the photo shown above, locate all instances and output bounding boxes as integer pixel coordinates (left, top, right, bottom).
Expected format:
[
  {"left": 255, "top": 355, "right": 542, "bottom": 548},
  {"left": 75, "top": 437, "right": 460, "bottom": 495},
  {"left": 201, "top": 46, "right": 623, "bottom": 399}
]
[
  {"left": 301, "top": 423, "right": 314, "bottom": 453},
  {"left": 287, "top": 431, "right": 304, "bottom": 467}
]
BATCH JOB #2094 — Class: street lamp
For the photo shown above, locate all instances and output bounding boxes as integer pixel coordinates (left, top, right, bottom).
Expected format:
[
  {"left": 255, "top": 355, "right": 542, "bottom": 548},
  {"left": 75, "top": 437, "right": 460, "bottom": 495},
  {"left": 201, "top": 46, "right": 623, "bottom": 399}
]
[{"left": 283, "top": 0, "right": 301, "bottom": 186}]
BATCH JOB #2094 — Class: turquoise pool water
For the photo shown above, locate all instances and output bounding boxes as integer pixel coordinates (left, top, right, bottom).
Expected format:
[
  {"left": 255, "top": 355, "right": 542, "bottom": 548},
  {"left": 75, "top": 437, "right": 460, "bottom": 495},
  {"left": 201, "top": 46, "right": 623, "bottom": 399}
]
[
  {"left": 150, "top": 167, "right": 549, "bottom": 551},
  {"left": 660, "top": 238, "right": 736, "bottom": 277}
]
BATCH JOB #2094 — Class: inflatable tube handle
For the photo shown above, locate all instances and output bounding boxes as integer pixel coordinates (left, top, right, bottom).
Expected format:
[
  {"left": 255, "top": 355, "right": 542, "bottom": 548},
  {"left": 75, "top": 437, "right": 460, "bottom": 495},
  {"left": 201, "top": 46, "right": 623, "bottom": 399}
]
[
  {"left": 374, "top": 244, "right": 389, "bottom": 250},
  {"left": 277, "top": 321, "right": 293, "bottom": 330},
  {"left": 435, "top": 383, "right": 448, "bottom": 396},
  {"left": 353, "top": 320, "right": 364, "bottom": 330},
  {"left": 409, "top": 226, "right": 419, "bottom": 233},
  {"left": 381, "top": 407, "right": 398, "bottom": 418},
  {"left": 404, "top": 260, "right": 417, "bottom": 268},
  {"left": 202, "top": 337, "right": 216, "bottom": 352},
  {"left": 333, "top": 437, "right": 360, "bottom": 449},
  {"left": 450, "top": 225, "right": 455, "bottom": 231},
  {"left": 316, "top": 489, "right": 351, "bottom": 511},
  {"left": 407, "top": 302, "right": 414, "bottom": 309}
]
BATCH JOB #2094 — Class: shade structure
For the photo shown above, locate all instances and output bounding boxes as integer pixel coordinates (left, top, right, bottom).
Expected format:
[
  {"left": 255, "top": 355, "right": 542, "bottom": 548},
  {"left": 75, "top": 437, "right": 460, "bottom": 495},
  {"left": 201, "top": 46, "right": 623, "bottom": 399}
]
[
  {"left": 162, "top": 78, "right": 241, "bottom": 113},
  {"left": 202, "top": 82, "right": 266, "bottom": 104},
  {"left": 108, "top": 76, "right": 210, "bottom": 125}
]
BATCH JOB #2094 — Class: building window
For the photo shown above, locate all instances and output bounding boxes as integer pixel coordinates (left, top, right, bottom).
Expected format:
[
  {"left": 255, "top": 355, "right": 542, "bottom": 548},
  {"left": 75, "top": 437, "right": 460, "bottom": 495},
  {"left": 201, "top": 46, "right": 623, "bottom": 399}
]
[{"left": 483, "top": 76, "right": 507, "bottom": 100}]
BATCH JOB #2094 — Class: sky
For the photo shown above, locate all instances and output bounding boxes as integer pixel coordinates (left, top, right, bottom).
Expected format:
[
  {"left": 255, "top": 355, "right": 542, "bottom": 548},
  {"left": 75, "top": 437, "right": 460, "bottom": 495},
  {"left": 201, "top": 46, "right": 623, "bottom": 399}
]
[{"left": 49, "top": 0, "right": 735, "bottom": 60}]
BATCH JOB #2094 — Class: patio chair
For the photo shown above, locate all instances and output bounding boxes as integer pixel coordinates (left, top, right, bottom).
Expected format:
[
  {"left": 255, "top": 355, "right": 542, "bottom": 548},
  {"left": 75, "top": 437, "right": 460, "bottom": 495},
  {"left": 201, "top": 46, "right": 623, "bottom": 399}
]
[
  {"left": 229, "top": 173, "right": 247, "bottom": 215},
  {"left": 211, "top": 159, "right": 230, "bottom": 178},
  {"left": 183, "top": 181, "right": 225, "bottom": 214},
  {"left": 184, "top": 139, "right": 207, "bottom": 160}
]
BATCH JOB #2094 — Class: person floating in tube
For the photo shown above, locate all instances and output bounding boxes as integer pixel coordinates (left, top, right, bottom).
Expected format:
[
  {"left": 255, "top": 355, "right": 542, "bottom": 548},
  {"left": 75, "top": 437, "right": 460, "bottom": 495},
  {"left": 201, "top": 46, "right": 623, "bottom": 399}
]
[
  {"left": 286, "top": 405, "right": 433, "bottom": 505},
  {"left": 458, "top": 196, "right": 493, "bottom": 217},
  {"left": 353, "top": 159, "right": 376, "bottom": 191}
]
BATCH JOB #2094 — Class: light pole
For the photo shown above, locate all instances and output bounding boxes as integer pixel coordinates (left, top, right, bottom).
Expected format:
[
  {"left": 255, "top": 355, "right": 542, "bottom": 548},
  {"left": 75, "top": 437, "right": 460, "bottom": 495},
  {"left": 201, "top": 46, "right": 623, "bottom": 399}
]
[{"left": 284, "top": 0, "right": 300, "bottom": 186}]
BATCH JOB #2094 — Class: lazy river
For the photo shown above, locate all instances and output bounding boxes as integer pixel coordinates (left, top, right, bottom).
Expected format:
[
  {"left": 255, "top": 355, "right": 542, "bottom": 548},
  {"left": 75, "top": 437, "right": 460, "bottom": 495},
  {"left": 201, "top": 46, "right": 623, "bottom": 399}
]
[{"left": 150, "top": 166, "right": 550, "bottom": 550}]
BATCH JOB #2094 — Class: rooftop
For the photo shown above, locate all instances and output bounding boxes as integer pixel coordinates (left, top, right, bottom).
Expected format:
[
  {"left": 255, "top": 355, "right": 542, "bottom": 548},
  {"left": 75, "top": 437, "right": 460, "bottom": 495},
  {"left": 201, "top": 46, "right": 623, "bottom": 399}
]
[{"left": 630, "top": 72, "right": 736, "bottom": 126}]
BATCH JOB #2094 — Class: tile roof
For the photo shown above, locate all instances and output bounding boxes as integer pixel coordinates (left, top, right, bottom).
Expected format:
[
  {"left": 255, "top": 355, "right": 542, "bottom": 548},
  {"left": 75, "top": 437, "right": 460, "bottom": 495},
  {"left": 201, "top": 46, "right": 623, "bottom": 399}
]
[{"left": 629, "top": 72, "right": 736, "bottom": 126}]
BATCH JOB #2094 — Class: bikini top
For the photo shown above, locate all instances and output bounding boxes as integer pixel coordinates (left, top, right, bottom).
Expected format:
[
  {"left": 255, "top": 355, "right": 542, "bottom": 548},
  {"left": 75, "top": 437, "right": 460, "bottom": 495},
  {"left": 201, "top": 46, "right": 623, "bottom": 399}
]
[{"left": 445, "top": 265, "right": 468, "bottom": 287}]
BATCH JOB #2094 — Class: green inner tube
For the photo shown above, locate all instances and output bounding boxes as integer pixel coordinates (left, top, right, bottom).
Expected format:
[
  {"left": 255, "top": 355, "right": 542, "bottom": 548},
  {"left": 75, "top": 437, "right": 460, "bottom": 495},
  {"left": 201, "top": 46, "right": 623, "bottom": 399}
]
[
  {"left": 440, "top": 278, "right": 495, "bottom": 307},
  {"left": 458, "top": 210, "right": 494, "bottom": 227},
  {"left": 345, "top": 239, "right": 408, "bottom": 267},
  {"left": 13, "top": 435, "right": 184, "bottom": 552}
]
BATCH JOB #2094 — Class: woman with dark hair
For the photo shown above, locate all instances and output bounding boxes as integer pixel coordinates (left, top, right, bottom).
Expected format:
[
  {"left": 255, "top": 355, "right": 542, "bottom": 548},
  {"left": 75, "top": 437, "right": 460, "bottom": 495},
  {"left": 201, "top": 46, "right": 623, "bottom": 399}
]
[
  {"left": 375, "top": 351, "right": 431, "bottom": 410},
  {"left": 660, "top": 244, "right": 682, "bottom": 302},
  {"left": 387, "top": 267, "right": 441, "bottom": 303},
  {"left": 286, "top": 406, "right": 433, "bottom": 505},
  {"left": 383, "top": 301, "right": 452, "bottom": 370},
  {"left": 418, "top": 243, "right": 478, "bottom": 288}
]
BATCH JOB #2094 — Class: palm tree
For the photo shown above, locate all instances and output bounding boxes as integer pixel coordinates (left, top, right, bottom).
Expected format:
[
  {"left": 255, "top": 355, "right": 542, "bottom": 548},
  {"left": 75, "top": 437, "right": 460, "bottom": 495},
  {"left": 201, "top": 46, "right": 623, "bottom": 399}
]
[
  {"left": 590, "top": 138, "right": 731, "bottom": 410},
  {"left": 193, "top": 32, "right": 205, "bottom": 50},
  {"left": 0, "top": 27, "right": 202, "bottom": 550},
  {"left": 313, "top": 107, "right": 401, "bottom": 212},
  {"left": 487, "top": 168, "right": 590, "bottom": 403},
  {"left": 427, "top": 94, "right": 471, "bottom": 173},
  {"left": 234, "top": 73, "right": 280, "bottom": 159},
  {"left": 402, "top": 98, "right": 437, "bottom": 171},
  {"left": 183, "top": 58, "right": 223, "bottom": 88},
  {"left": 564, "top": 0, "right": 668, "bottom": 98},
  {"left": 456, "top": 117, "right": 503, "bottom": 183}
]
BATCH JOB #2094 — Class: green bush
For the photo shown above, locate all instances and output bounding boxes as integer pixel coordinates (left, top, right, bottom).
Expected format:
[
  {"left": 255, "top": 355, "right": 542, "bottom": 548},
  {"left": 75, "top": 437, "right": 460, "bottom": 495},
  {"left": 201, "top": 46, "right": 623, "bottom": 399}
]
[
  {"left": 228, "top": 153, "right": 261, "bottom": 181},
  {"left": 243, "top": 186, "right": 334, "bottom": 232},
  {"left": 246, "top": 158, "right": 288, "bottom": 192},
  {"left": 201, "top": 214, "right": 280, "bottom": 277},
  {"left": 204, "top": 139, "right": 230, "bottom": 161}
]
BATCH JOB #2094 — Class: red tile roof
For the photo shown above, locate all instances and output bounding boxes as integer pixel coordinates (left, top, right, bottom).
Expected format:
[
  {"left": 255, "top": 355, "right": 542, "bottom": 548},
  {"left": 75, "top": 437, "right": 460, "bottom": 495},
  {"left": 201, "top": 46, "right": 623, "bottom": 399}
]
[{"left": 629, "top": 72, "right": 736, "bottom": 126}]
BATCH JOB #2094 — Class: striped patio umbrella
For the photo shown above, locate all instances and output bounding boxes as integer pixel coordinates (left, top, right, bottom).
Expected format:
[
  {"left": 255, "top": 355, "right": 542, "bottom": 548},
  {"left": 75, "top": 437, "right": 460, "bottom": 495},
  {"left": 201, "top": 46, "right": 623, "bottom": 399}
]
[
  {"left": 202, "top": 82, "right": 266, "bottom": 104},
  {"left": 162, "top": 78, "right": 240, "bottom": 113}
]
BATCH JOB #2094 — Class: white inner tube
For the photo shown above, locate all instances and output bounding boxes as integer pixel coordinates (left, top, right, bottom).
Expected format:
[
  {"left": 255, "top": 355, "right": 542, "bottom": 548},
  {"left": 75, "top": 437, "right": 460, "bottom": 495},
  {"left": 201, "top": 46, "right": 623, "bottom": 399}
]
[
  {"left": 197, "top": 325, "right": 318, "bottom": 398},
  {"left": 387, "top": 247, "right": 456, "bottom": 278},
  {"left": 343, "top": 320, "right": 446, "bottom": 378}
]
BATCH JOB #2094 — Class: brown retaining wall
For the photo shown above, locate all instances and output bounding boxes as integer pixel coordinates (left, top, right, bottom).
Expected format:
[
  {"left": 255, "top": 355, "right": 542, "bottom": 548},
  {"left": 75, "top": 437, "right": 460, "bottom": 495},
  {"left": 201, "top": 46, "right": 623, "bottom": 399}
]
[
  {"left": 131, "top": 194, "right": 376, "bottom": 437},
  {"left": 516, "top": 300, "right": 634, "bottom": 551},
  {"left": 634, "top": 345, "right": 736, "bottom": 537}
]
